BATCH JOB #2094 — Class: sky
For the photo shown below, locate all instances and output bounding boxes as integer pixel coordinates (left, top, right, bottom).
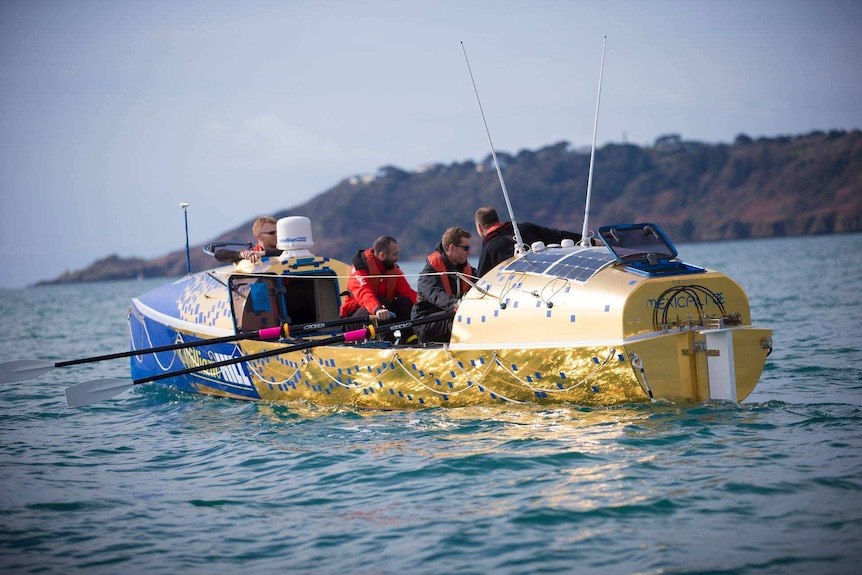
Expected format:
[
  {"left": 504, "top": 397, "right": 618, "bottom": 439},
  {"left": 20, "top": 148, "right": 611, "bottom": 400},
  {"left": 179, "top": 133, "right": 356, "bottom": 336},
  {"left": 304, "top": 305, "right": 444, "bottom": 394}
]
[{"left": 1, "top": 0, "right": 860, "bottom": 288}]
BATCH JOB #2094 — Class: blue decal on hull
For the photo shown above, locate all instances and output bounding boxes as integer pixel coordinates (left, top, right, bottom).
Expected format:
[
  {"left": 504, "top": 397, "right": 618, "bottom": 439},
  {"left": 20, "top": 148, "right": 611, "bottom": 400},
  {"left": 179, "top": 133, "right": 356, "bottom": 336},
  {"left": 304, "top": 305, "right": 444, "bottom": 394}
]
[{"left": 128, "top": 303, "right": 261, "bottom": 400}]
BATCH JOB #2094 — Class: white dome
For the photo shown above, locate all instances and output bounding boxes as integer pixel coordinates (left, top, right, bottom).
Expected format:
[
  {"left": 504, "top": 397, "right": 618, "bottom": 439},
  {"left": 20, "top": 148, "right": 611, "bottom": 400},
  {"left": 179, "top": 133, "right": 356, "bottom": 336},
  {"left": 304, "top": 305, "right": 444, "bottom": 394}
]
[{"left": 277, "top": 216, "right": 315, "bottom": 257}]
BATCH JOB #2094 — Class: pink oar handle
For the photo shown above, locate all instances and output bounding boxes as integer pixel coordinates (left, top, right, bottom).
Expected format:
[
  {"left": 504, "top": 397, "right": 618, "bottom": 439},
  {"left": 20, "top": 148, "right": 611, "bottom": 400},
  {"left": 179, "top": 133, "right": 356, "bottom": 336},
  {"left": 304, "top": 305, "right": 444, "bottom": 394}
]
[
  {"left": 343, "top": 327, "right": 370, "bottom": 342},
  {"left": 257, "top": 326, "right": 284, "bottom": 340}
]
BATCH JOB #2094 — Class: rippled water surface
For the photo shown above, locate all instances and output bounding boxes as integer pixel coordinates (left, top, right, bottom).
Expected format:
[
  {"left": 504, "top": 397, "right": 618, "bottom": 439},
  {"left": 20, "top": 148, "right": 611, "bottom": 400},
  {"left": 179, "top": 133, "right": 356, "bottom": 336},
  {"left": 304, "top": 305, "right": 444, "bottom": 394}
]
[{"left": 2, "top": 234, "right": 861, "bottom": 574}]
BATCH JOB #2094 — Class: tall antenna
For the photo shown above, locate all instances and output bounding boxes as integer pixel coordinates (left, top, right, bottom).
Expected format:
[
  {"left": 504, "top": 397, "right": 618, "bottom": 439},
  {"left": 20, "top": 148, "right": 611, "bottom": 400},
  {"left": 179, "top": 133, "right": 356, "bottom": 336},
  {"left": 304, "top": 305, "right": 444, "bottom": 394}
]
[
  {"left": 580, "top": 36, "right": 607, "bottom": 247},
  {"left": 180, "top": 201, "right": 191, "bottom": 275},
  {"left": 461, "top": 42, "right": 526, "bottom": 255}
]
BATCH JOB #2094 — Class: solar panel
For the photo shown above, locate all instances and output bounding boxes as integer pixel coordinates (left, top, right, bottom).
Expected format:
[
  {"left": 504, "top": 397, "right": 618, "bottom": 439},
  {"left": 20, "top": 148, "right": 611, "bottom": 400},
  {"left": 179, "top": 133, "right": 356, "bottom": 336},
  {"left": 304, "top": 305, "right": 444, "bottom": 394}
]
[{"left": 503, "top": 248, "right": 616, "bottom": 282}]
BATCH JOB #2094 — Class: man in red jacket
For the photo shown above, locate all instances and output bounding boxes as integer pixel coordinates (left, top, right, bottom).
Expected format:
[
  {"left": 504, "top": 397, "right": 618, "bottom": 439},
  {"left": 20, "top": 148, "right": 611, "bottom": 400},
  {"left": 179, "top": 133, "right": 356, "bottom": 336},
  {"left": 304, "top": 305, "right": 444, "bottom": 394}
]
[{"left": 339, "top": 235, "right": 417, "bottom": 325}]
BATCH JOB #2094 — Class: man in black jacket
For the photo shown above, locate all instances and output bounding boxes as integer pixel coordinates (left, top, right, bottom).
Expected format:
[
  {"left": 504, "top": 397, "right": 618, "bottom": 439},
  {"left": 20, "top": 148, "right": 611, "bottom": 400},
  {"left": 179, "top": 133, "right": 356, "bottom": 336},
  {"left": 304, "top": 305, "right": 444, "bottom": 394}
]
[
  {"left": 214, "top": 216, "right": 283, "bottom": 263},
  {"left": 411, "top": 227, "right": 475, "bottom": 344},
  {"left": 474, "top": 206, "right": 584, "bottom": 276}
]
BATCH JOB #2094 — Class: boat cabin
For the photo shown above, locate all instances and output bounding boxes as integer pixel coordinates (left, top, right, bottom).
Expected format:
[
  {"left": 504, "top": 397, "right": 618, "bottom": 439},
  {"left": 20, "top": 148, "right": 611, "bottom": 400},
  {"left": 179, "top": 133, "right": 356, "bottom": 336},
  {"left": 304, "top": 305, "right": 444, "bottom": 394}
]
[{"left": 228, "top": 265, "right": 343, "bottom": 333}]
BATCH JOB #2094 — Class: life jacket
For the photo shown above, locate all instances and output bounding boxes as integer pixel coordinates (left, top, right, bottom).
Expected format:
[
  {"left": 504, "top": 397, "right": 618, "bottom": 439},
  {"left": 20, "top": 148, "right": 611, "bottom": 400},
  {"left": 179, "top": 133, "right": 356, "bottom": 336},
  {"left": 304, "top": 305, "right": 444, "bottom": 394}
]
[
  {"left": 482, "top": 221, "right": 509, "bottom": 243},
  {"left": 427, "top": 251, "right": 473, "bottom": 297},
  {"left": 340, "top": 249, "right": 402, "bottom": 317},
  {"left": 363, "top": 248, "right": 398, "bottom": 301}
]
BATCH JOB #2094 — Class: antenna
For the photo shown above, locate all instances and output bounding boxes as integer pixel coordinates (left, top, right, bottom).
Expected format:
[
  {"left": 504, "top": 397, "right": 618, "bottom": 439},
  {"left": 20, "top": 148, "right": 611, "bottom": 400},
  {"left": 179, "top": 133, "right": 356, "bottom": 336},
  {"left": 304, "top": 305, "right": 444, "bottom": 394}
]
[
  {"left": 461, "top": 42, "right": 526, "bottom": 256},
  {"left": 180, "top": 201, "right": 191, "bottom": 275},
  {"left": 580, "top": 36, "right": 607, "bottom": 247}
]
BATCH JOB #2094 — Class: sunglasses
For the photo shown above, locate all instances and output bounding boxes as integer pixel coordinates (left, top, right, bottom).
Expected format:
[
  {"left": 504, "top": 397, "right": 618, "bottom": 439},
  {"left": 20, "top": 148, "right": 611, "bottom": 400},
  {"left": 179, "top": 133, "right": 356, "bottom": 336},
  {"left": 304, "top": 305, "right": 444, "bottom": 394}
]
[{"left": 259, "top": 231, "right": 277, "bottom": 236}]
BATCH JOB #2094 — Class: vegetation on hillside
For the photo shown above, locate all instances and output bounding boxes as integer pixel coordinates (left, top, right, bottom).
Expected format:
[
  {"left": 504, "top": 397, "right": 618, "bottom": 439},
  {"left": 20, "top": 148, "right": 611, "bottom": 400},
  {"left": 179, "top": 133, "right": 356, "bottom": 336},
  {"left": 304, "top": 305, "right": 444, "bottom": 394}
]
[{"left": 42, "top": 130, "right": 862, "bottom": 284}]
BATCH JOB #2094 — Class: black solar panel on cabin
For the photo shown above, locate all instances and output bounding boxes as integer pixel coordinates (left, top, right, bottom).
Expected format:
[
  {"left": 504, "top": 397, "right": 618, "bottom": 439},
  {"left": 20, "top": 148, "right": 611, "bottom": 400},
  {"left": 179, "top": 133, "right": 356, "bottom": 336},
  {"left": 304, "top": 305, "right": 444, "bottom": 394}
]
[{"left": 503, "top": 248, "right": 616, "bottom": 282}]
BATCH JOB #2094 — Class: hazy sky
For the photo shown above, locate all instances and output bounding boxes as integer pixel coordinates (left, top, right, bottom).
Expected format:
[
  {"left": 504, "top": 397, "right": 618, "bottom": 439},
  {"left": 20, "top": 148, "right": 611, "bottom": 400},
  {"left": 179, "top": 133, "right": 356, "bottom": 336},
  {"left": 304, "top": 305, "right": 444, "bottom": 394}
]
[{"left": 2, "top": 0, "right": 860, "bottom": 288}]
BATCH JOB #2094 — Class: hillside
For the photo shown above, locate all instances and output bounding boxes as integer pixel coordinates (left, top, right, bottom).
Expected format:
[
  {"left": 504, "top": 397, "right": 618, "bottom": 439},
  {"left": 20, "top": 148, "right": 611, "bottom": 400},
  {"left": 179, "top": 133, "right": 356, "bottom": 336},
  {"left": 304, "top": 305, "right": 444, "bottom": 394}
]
[{"left": 41, "top": 130, "right": 862, "bottom": 284}]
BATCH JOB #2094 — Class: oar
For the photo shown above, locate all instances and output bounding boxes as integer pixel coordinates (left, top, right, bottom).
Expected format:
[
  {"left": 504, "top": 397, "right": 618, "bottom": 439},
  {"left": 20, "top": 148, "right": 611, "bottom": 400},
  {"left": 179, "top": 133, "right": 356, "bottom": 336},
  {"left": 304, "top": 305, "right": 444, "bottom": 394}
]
[
  {"left": 64, "top": 311, "right": 454, "bottom": 407},
  {"left": 0, "top": 316, "right": 364, "bottom": 384}
]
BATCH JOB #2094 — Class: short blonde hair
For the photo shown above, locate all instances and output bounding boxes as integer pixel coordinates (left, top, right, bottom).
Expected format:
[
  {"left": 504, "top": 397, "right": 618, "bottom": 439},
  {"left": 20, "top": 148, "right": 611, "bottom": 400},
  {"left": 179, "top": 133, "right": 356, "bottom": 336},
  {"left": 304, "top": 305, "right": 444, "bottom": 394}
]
[{"left": 252, "top": 216, "right": 277, "bottom": 236}]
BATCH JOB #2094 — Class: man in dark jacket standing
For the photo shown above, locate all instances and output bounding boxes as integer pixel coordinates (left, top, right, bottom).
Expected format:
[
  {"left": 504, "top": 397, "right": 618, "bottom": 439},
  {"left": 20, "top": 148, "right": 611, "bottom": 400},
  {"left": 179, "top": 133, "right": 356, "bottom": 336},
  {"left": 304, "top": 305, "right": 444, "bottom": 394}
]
[
  {"left": 474, "top": 206, "right": 584, "bottom": 277},
  {"left": 411, "top": 227, "right": 475, "bottom": 344}
]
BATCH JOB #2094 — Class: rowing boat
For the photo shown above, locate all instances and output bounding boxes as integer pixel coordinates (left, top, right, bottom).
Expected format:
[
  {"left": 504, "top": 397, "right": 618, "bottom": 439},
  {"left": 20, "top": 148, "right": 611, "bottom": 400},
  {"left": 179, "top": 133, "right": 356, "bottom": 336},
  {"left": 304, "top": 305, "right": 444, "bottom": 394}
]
[{"left": 123, "top": 217, "right": 772, "bottom": 408}]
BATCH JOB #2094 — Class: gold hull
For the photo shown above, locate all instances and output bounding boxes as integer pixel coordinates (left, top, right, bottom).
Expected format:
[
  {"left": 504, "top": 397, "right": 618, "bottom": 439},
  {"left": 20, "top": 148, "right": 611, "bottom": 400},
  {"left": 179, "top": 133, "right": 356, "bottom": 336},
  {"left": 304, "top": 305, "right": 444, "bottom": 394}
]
[
  {"left": 131, "top": 240, "right": 772, "bottom": 408},
  {"left": 180, "top": 326, "right": 771, "bottom": 409}
]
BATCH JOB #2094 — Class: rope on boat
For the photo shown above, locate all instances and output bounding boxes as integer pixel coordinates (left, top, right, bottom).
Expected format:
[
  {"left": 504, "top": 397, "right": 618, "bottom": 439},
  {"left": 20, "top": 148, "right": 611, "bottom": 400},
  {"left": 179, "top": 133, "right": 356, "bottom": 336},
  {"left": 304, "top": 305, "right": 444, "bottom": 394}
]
[
  {"left": 496, "top": 271, "right": 521, "bottom": 308},
  {"left": 206, "top": 267, "right": 531, "bottom": 293},
  {"left": 243, "top": 353, "right": 302, "bottom": 387},
  {"left": 128, "top": 305, "right": 180, "bottom": 372},
  {"left": 489, "top": 348, "right": 616, "bottom": 394},
  {"left": 297, "top": 347, "right": 485, "bottom": 400},
  {"left": 652, "top": 284, "right": 728, "bottom": 332},
  {"left": 454, "top": 272, "right": 494, "bottom": 300},
  {"left": 439, "top": 349, "right": 525, "bottom": 403},
  {"left": 392, "top": 352, "right": 490, "bottom": 399},
  {"left": 629, "top": 352, "right": 654, "bottom": 400},
  {"left": 203, "top": 267, "right": 553, "bottom": 308},
  {"left": 302, "top": 352, "right": 359, "bottom": 390},
  {"left": 203, "top": 340, "right": 625, "bottom": 404},
  {"left": 537, "top": 277, "right": 570, "bottom": 309},
  {"left": 206, "top": 271, "right": 248, "bottom": 300}
]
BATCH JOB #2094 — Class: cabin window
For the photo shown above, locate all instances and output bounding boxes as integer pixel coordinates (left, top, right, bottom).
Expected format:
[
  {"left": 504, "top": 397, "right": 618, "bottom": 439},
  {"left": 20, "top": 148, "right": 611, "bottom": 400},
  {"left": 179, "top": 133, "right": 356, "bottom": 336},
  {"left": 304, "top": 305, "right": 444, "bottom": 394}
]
[{"left": 228, "top": 273, "right": 341, "bottom": 333}]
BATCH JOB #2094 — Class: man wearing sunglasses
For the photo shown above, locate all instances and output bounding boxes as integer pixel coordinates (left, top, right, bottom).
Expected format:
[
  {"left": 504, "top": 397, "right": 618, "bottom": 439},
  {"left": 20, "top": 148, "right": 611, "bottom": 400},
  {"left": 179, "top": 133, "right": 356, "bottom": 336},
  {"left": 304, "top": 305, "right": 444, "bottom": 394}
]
[
  {"left": 215, "top": 216, "right": 283, "bottom": 264},
  {"left": 411, "top": 227, "right": 475, "bottom": 344}
]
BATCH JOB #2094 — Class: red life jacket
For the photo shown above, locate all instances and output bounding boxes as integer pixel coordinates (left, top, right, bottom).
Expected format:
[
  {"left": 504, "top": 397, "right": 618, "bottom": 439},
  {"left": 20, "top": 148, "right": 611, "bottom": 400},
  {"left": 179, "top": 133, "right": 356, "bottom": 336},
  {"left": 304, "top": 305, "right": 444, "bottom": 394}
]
[
  {"left": 482, "top": 221, "right": 509, "bottom": 243},
  {"left": 364, "top": 248, "right": 398, "bottom": 301},
  {"left": 427, "top": 251, "right": 473, "bottom": 297}
]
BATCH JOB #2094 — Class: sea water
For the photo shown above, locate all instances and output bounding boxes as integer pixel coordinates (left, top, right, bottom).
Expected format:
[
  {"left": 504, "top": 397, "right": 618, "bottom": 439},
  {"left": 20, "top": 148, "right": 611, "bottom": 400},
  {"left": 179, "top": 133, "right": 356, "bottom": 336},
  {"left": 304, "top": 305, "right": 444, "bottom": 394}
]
[{"left": 1, "top": 234, "right": 860, "bottom": 575}]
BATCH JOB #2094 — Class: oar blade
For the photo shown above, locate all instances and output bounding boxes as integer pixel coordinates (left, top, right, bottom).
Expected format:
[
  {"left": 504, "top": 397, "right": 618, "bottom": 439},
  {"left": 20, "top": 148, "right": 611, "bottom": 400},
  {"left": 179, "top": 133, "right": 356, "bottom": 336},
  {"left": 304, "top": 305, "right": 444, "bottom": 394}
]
[
  {"left": 65, "top": 378, "right": 134, "bottom": 408},
  {"left": 0, "top": 360, "right": 55, "bottom": 384}
]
